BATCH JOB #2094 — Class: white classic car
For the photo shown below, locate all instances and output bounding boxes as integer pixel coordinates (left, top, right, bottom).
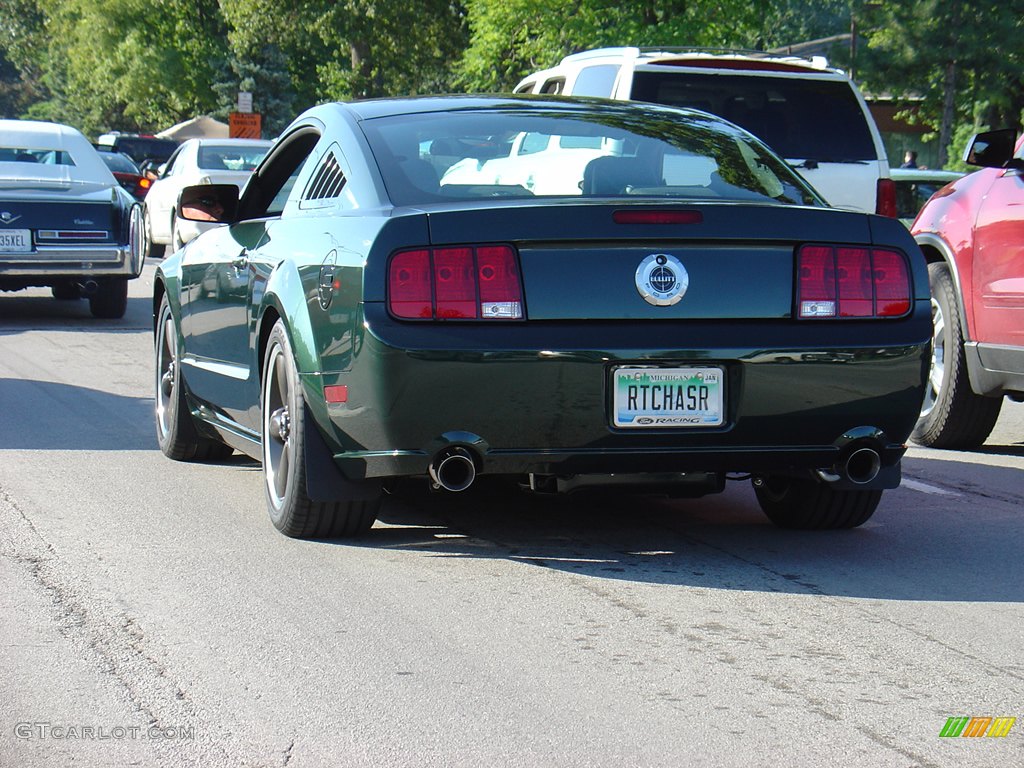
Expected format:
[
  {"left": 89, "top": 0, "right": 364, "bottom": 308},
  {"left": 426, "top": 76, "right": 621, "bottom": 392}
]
[{"left": 0, "top": 119, "right": 145, "bottom": 318}]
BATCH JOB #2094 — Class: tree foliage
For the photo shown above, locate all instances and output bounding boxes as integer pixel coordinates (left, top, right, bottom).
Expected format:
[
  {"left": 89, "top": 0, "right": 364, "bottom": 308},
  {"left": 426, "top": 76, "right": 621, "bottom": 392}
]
[
  {"left": 0, "top": 0, "right": 1020, "bottom": 166},
  {"left": 856, "top": 0, "right": 1024, "bottom": 165}
]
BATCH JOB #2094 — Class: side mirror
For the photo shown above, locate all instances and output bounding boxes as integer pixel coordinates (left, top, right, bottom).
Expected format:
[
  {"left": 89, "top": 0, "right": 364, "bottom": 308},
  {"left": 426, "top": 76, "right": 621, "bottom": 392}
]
[
  {"left": 963, "top": 128, "right": 1018, "bottom": 168},
  {"left": 177, "top": 184, "right": 239, "bottom": 224}
]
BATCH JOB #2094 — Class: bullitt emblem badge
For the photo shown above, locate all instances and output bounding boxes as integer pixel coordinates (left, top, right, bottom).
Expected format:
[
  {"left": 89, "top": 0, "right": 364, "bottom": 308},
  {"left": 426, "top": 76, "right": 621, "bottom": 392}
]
[{"left": 635, "top": 253, "right": 688, "bottom": 306}]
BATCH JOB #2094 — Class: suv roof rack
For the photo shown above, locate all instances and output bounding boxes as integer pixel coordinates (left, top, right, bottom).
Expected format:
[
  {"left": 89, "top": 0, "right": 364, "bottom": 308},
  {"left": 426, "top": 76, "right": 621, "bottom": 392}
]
[{"left": 560, "top": 46, "right": 834, "bottom": 72}]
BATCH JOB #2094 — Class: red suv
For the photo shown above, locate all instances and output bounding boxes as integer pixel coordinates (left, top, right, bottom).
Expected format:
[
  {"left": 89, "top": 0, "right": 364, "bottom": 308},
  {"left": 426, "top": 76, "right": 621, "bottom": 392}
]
[{"left": 912, "top": 129, "right": 1024, "bottom": 447}]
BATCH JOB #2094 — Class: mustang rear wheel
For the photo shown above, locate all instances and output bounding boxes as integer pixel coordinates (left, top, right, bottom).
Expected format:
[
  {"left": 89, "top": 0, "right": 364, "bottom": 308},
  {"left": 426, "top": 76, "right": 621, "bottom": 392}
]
[
  {"left": 912, "top": 262, "right": 1001, "bottom": 448},
  {"left": 262, "top": 320, "right": 379, "bottom": 538},
  {"left": 155, "top": 295, "right": 232, "bottom": 461},
  {"left": 88, "top": 278, "right": 128, "bottom": 319},
  {"left": 753, "top": 476, "right": 881, "bottom": 530}
]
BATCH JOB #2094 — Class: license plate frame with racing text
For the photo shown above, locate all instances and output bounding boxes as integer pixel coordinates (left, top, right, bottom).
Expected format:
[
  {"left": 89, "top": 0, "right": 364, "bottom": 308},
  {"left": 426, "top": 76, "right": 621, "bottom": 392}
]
[{"left": 612, "top": 366, "right": 724, "bottom": 428}]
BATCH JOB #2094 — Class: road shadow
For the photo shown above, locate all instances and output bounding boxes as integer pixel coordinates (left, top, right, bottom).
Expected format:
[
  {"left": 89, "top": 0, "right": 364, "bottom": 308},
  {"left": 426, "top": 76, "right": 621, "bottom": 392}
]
[
  {"left": 329, "top": 462, "right": 1024, "bottom": 604},
  {"left": 0, "top": 378, "right": 156, "bottom": 450},
  {"left": 0, "top": 294, "right": 151, "bottom": 332}
]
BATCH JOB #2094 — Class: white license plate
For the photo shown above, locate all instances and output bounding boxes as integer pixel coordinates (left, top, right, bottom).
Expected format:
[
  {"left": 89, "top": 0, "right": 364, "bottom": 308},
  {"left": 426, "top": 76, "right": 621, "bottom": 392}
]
[
  {"left": 612, "top": 367, "right": 724, "bottom": 428},
  {"left": 0, "top": 229, "right": 32, "bottom": 253}
]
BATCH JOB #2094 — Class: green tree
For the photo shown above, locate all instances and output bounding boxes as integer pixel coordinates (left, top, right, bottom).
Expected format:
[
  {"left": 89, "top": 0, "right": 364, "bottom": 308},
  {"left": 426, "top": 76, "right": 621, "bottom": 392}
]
[
  {"left": 0, "top": 0, "right": 48, "bottom": 117},
  {"left": 858, "top": 0, "right": 1024, "bottom": 166},
  {"left": 455, "top": 0, "right": 852, "bottom": 92},
  {"left": 24, "top": 0, "right": 228, "bottom": 135}
]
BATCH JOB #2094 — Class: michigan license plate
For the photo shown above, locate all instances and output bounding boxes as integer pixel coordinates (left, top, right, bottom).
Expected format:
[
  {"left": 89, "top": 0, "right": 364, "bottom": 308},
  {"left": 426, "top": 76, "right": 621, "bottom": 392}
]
[
  {"left": 612, "top": 367, "right": 724, "bottom": 428},
  {"left": 0, "top": 229, "right": 31, "bottom": 253}
]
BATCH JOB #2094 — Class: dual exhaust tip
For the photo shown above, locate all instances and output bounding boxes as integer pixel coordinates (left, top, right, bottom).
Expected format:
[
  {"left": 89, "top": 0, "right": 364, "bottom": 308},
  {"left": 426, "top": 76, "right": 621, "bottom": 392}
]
[{"left": 428, "top": 442, "right": 883, "bottom": 493}]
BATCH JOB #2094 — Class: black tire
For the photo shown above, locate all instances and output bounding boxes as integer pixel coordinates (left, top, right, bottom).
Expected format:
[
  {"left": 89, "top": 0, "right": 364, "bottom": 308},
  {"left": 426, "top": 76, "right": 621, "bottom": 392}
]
[
  {"left": 912, "top": 262, "right": 1002, "bottom": 448},
  {"left": 262, "top": 320, "right": 380, "bottom": 538},
  {"left": 754, "top": 476, "right": 881, "bottom": 530},
  {"left": 89, "top": 278, "right": 129, "bottom": 319},
  {"left": 155, "top": 295, "right": 232, "bottom": 461},
  {"left": 171, "top": 213, "right": 186, "bottom": 252},
  {"left": 142, "top": 210, "right": 163, "bottom": 260},
  {"left": 51, "top": 282, "right": 81, "bottom": 300}
]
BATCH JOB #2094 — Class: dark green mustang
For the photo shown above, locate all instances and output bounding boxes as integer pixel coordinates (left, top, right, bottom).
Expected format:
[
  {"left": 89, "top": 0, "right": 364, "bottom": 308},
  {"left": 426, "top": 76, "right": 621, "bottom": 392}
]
[{"left": 153, "top": 96, "right": 930, "bottom": 538}]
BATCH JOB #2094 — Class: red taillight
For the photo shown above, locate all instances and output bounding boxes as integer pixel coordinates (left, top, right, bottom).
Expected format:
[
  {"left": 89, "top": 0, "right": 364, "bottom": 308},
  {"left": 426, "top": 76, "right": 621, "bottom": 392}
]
[
  {"left": 796, "top": 245, "right": 836, "bottom": 318},
  {"left": 836, "top": 247, "right": 873, "bottom": 317},
  {"left": 875, "top": 177, "right": 897, "bottom": 217},
  {"left": 388, "top": 245, "right": 524, "bottom": 320},
  {"left": 797, "top": 245, "right": 911, "bottom": 319},
  {"left": 477, "top": 245, "right": 524, "bottom": 318},
  {"left": 388, "top": 249, "right": 432, "bottom": 319},
  {"left": 872, "top": 248, "right": 911, "bottom": 316},
  {"left": 434, "top": 247, "right": 476, "bottom": 318}
]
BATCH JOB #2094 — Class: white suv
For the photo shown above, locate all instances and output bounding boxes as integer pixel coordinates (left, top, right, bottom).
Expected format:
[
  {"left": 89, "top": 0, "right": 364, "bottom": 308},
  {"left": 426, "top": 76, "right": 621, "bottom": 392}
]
[{"left": 515, "top": 47, "right": 895, "bottom": 215}]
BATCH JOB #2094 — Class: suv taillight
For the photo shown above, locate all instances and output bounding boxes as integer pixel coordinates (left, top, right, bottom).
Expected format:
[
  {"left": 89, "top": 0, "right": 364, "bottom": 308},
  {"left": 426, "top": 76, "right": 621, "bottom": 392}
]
[
  {"left": 388, "top": 245, "right": 525, "bottom": 320},
  {"left": 875, "top": 177, "right": 897, "bottom": 217},
  {"left": 797, "top": 245, "right": 911, "bottom": 319}
]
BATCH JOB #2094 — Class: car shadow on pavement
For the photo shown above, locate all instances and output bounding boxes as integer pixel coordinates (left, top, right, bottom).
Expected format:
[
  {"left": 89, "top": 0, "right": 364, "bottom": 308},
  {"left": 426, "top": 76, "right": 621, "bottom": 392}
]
[
  {"left": 350, "top": 465, "right": 1024, "bottom": 604},
  {"left": 0, "top": 378, "right": 156, "bottom": 450},
  {"left": 0, "top": 294, "right": 152, "bottom": 330}
]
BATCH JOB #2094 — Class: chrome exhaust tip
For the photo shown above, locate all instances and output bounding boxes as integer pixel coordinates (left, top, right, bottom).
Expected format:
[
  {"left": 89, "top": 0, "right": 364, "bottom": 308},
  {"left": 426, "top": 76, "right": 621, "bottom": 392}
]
[
  {"left": 844, "top": 447, "right": 881, "bottom": 485},
  {"left": 428, "top": 446, "right": 477, "bottom": 492}
]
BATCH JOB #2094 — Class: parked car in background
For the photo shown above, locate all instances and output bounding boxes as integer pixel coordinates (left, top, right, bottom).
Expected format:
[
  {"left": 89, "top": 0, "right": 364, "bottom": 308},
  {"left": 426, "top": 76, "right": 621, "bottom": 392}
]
[
  {"left": 97, "top": 148, "right": 152, "bottom": 201},
  {"left": 154, "top": 96, "right": 929, "bottom": 539},
  {"left": 143, "top": 137, "right": 272, "bottom": 256},
  {"left": 515, "top": 47, "right": 895, "bottom": 216},
  {"left": 96, "top": 132, "right": 178, "bottom": 170},
  {"left": 0, "top": 119, "right": 145, "bottom": 318},
  {"left": 890, "top": 167, "right": 963, "bottom": 226},
  {"left": 911, "top": 128, "right": 1024, "bottom": 448}
]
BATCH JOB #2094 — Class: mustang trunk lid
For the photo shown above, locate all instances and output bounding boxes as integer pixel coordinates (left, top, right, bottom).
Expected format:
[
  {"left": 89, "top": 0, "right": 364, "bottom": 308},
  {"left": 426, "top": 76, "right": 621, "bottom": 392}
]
[{"left": 422, "top": 202, "right": 873, "bottom": 321}]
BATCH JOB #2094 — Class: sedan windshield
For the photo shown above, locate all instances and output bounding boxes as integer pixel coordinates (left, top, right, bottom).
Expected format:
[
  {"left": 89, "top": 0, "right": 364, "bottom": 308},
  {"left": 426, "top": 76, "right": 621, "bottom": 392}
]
[{"left": 360, "top": 106, "right": 823, "bottom": 208}]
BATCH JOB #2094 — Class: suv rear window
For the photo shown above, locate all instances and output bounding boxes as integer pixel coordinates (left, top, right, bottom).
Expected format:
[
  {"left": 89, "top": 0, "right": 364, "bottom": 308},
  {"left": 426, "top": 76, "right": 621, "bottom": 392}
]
[
  {"left": 105, "top": 137, "right": 179, "bottom": 165},
  {"left": 630, "top": 72, "right": 876, "bottom": 162}
]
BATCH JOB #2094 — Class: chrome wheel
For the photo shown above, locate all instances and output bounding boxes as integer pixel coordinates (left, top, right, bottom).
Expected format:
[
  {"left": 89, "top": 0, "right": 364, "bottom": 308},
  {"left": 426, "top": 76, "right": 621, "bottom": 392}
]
[
  {"left": 920, "top": 294, "right": 945, "bottom": 418},
  {"left": 263, "top": 340, "right": 293, "bottom": 511}
]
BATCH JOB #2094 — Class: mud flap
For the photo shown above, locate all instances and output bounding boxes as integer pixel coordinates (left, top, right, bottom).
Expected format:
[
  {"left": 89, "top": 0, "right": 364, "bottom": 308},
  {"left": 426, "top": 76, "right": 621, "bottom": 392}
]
[{"left": 302, "top": 405, "right": 382, "bottom": 502}]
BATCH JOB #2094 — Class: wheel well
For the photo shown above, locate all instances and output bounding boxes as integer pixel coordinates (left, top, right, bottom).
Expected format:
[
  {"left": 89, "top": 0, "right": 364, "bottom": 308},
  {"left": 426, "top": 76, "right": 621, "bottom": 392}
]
[
  {"left": 152, "top": 279, "right": 166, "bottom": 339},
  {"left": 917, "top": 242, "right": 945, "bottom": 265},
  {"left": 257, "top": 306, "right": 281, "bottom": 385}
]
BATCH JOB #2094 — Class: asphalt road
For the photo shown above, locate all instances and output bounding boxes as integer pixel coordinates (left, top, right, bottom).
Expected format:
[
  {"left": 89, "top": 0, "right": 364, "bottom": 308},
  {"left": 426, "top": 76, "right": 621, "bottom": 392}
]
[{"left": 2, "top": 263, "right": 1023, "bottom": 767}]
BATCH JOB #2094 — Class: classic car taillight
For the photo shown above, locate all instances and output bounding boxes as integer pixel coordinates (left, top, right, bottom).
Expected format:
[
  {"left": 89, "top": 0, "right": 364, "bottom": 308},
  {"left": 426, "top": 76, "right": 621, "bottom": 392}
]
[
  {"left": 388, "top": 245, "right": 524, "bottom": 320},
  {"left": 797, "top": 245, "right": 910, "bottom": 319},
  {"left": 875, "top": 177, "right": 897, "bottom": 217}
]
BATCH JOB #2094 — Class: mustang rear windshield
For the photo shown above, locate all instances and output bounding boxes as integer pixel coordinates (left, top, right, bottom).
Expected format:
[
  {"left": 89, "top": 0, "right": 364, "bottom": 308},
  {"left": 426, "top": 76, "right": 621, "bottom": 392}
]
[{"left": 360, "top": 107, "right": 823, "bottom": 207}]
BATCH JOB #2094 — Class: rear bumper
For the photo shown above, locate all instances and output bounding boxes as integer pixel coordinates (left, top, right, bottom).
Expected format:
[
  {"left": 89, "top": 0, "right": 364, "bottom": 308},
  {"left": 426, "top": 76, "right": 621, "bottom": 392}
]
[
  {"left": 304, "top": 303, "right": 930, "bottom": 487},
  {"left": 0, "top": 243, "right": 142, "bottom": 284}
]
